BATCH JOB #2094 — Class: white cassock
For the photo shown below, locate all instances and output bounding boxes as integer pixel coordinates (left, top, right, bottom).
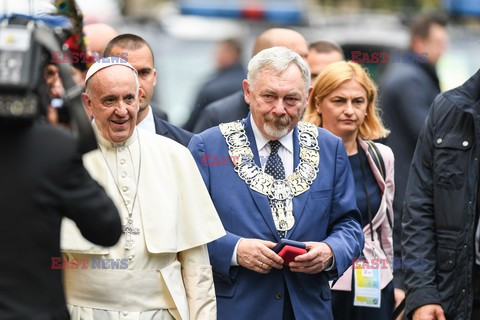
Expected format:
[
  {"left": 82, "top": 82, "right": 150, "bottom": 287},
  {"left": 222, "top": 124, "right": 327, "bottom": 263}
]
[{"left": 61, "top": 125, "right": 225, "bottom": 320}]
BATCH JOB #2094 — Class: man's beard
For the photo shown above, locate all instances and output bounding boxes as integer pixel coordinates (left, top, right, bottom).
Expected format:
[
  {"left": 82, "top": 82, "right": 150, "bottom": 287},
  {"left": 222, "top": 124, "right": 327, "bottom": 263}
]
[{"left": 263, "top": 114, "right": 292, "bottom": 139}]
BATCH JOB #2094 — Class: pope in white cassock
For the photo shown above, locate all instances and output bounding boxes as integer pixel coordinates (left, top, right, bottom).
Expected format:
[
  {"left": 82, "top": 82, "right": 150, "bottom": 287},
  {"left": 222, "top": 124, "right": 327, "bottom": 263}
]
[{"left": 60, "top": 59, "right": 225, "bottom": 320}]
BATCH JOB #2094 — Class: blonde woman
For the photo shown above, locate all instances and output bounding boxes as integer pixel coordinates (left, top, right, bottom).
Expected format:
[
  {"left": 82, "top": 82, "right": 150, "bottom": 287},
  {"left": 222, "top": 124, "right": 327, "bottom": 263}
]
[{"left": 304, "top": 61, "right": 395, "bottom": 319}]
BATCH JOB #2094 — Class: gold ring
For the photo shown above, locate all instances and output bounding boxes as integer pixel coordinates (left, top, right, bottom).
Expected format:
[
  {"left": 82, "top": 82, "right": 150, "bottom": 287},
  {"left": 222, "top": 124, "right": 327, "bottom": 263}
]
[{"left": 260, "top": 262, "right": 264, "bottom": 269}]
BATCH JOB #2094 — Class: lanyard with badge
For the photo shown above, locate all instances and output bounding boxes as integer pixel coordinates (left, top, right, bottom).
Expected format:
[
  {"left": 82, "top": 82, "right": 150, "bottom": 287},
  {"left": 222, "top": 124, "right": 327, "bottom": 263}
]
[{"left": 353, "top": 147, "right": 381, "bottom": 308}]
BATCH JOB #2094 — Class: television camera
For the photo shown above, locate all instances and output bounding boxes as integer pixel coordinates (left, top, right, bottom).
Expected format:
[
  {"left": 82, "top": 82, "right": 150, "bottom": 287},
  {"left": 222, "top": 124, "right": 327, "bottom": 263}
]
[{"left": 0, "top": 14, "right": 96, "bottom": 154}]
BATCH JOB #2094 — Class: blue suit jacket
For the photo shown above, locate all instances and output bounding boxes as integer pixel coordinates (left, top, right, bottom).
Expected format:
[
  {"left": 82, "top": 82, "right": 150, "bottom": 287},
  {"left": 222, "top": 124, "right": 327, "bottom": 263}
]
[
  {"left": 188, "top": 116, "right": 363, "bottom": 320},
  {"left": 153, "top": 113, "right": 193, "bottom": 147},
  {"left": 193, "top": 90, "right": 249, "bottom": 134}
]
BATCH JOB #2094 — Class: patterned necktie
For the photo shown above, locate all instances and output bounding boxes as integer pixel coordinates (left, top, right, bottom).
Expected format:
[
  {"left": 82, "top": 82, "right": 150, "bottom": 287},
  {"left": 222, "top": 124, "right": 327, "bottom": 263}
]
[
  {"left": 265, "top": 140, "right": 285, "bottom": 180},
  {"left": 265, "top": 140, "right": 287, "bottom": 237}
]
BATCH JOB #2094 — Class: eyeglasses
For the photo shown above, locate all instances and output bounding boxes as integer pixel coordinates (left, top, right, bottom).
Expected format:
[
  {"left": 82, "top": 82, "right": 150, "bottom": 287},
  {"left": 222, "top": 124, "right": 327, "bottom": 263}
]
[{"left": 256, "top": 93, "right": 304, "bottom": 107}]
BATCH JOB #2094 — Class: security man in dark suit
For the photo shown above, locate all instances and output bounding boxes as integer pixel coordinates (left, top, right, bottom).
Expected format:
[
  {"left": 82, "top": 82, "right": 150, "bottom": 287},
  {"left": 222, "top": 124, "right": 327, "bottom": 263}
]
[{"left": 104, "top": 34, "right": 193, "bottom": 147}]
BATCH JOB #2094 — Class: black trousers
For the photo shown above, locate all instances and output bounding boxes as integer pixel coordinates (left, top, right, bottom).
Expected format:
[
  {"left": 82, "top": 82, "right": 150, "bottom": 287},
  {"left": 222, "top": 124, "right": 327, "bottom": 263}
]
[
  {"left": 331, "top": 280, "right": 394, "bottom": 320},
  {"left": 473, "top": 264, "right": 480, "bottom": 320}
]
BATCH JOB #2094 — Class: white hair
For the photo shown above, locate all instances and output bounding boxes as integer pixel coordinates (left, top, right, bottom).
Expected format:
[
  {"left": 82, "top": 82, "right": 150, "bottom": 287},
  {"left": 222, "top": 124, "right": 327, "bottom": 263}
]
[{"left": 247, "top": 46, "right": 311, "bottom": 93}]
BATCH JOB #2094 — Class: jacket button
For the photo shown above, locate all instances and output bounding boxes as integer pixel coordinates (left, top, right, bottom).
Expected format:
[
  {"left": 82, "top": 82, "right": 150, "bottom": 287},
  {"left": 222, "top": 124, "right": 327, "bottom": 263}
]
[
  {"left": 463, "top": 141, "right": 469, "bottom": 147},
  {"left": 436, "top": 138, "right": 443, "bottom": 144},
  {"left": 275, "top": 292, "right": 283, "bottom": 300}
]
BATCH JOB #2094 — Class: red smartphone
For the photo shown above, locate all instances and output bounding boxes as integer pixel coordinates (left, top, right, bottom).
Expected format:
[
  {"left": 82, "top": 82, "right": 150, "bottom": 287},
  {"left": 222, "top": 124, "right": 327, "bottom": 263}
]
[
  {"left": 277, "top": 245, "right": 307, "bottom": 266},
  {"left": 272, "top": 239, "right": 308, "bottom": 266},
  {"left": 272, "top": 239, "right": 306, "bottom": 253}
]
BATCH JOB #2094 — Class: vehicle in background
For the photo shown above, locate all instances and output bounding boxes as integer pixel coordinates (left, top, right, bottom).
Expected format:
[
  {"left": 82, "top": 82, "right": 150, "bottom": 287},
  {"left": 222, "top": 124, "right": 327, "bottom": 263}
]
[
  {"left": 6, "top": 1, "right": 478, "bottom": 127},
  {"left": 178, "top": 0, "right": 308, "bottom": 26},
  {"left": 115, "top": 7, "right": 480, "bottom": 127},
  {"left": 443, "top": 0, "right": 480, "bottom": 18},
  {"left": 115, "top": 9, "right": 411, "bottom": 126}
]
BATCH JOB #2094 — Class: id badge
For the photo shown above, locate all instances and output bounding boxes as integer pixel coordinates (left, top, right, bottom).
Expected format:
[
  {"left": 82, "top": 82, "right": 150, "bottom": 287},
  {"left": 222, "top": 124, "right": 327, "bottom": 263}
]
[{"left": 353, "top": 261, "right": 381, "bottom": 308}]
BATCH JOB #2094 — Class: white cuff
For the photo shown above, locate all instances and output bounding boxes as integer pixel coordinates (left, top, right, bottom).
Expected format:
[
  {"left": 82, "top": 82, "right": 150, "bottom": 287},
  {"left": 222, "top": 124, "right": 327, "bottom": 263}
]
[{"left": 230, "top": 239, "right": 242, "bottom": 266}]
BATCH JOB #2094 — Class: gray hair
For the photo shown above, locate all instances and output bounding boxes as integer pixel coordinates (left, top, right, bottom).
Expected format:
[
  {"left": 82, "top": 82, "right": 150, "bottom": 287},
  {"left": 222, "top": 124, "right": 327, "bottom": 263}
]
[{"left": 247, "top": 46, "right": 311, "bottom": 93}]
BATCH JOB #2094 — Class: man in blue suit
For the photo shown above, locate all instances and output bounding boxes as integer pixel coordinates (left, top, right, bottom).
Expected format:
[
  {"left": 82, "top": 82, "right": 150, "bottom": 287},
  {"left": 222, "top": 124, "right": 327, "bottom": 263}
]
[{"left": 189, "top": 46, "right": 363, "bottom": 320}]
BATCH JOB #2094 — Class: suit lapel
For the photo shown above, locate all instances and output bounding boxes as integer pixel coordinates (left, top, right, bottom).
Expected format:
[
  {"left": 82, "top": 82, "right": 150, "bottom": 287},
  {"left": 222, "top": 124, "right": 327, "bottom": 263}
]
[
  {"left": 243, "top": 116, "right": 281, "bottom": 241},
  {"left": 153, "top": 114, "right": 168, "bottom": 136}
]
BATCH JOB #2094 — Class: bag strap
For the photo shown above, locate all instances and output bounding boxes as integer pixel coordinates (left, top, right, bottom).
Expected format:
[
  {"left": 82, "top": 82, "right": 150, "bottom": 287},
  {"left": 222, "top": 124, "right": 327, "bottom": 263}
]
[
  {"left": 365, "top": 140, "right": 385, "bottom": 180},
  {"left": 365, "top": 141, "right": 402, "bottom": 316},
  {"left": 393, "top": 297, "right": 406, "bottom": 319},
  {"left": 365, "top": 140, "right": 393, "bottom": 229}
]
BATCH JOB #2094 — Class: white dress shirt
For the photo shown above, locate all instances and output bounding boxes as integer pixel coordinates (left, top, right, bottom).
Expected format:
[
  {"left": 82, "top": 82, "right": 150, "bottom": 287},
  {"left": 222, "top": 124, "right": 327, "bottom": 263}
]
[
  {"left": 137, "top": 106, "right": 156, "bottom": 133},
  {"left": 250, "top": 114, "right": 294, "bottom": 176}
]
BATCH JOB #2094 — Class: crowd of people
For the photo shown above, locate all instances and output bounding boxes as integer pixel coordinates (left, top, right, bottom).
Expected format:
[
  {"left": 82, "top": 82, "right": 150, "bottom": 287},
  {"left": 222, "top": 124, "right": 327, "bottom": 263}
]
[{"left": 1, "top": 7, "right": 480, "bottom": 320}]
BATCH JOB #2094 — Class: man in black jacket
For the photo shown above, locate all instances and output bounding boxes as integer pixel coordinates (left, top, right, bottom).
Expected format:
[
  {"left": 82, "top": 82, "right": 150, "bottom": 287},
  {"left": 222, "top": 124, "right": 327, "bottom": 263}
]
[
  {"left": 402, "top": 68, "right": 480, "bottom": 320},
  {"left": 0, "top": 118, "right": 122, "bottom": 319}
]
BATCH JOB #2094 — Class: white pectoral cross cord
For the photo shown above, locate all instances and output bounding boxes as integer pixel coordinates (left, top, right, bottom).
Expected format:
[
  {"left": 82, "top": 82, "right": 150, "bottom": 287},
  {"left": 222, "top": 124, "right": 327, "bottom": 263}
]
[{"left": 98, "top": 129, "right": 142, "bottom": 250}]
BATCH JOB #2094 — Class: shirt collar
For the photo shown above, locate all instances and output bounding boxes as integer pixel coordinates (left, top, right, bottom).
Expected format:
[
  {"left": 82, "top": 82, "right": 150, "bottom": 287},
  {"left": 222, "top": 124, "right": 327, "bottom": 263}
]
[
  {"left": 249, "top": 114, "right": 294, "bottom": 154},
  {"left": 137, "top": 105, "right": 156, "bottom": 133}
]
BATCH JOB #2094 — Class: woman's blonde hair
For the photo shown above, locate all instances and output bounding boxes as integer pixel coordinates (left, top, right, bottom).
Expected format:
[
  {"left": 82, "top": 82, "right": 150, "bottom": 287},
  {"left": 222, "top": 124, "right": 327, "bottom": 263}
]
[{"left": 303, "top": 61, "right": 389, "bottom": 140}]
